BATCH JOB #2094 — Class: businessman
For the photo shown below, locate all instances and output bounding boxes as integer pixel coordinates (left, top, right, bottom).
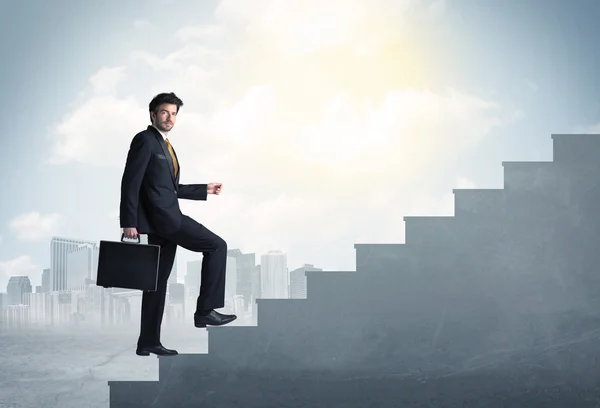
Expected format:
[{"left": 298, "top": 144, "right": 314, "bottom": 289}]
[{"left": 119, "top": 92, "right": 236, "bottom": 357}]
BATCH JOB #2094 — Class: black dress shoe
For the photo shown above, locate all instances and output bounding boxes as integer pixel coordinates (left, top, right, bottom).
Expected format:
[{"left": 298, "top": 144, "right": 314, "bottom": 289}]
[
  {"left": 136, "top": 344, "right": 178, "bottom": 356},
  {"left": 194, "top": 310, "right": 237, "bottom": 328}
]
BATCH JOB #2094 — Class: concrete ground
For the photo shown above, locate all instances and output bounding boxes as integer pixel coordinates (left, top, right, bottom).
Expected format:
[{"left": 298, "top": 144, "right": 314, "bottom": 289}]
[{"left": 0, "top": 323, "right": 208, "bottom": 408}]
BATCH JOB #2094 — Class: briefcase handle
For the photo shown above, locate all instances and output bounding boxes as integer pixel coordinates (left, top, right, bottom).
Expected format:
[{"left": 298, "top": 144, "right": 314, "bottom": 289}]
[{"left": 121, "top": 233, "right": 141, "bottom": 243}]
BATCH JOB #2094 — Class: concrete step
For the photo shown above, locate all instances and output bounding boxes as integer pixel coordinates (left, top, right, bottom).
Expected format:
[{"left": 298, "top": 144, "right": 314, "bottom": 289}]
[
  {"left": 108, "top": 380, "right": 160, "bottom": 407},
  {"left": 354, "top": 243, "right": 415, "bottom": 273},
  {"left": 205, "top": 325, "right": 269, "bottom": 363},
  {"left": 354, "top": 244, "right": 404, "bottom": 272},
  {"left": 501, "top": 158, "right": 600, "bottom": 213},
  {"left": 551, "top": 133, "right": 600, "bottom": 165},
  {"left": 207, "top": 324, "right": 261, "bottom": 343},
  {"left": 355, "top": 243, "right": 465, "bottom": 275},
  {"left": 453, "top": 188, "right": 506, "bottom": 218},
  {"left": 355, "top": 243, "right": 461, "bottom": 277},
  {"left": 157, "top": 352, "right": 210, "bottom": 380},
  {"left": 306, "top": 270, "right": 407, "bottom": 307},
  {"left": 502, "top": 161, "right": 555, "bottom": 191},
  {"left": 403, "top": 215, "right": 456, "bottom": 245},
  {"left": 255, "top": 298, "right": 312, "bottom": 327},
  {"left": 305, "top": 271, "right": 358, "bottom": 301},
  {"left": 108, "top": 319, "right": 600, "bottom": 407},
  {"left": 504, "top": 189, "right": 571, "bottom": 223},
  {"left": 108, "top": 354, "right": 600, "bottom": 408}
]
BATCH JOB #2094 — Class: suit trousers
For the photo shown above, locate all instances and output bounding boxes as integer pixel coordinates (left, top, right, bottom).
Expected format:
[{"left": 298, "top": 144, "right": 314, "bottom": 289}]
[{"left": 137, "top": 215, "right": 228, "bottom": 347}]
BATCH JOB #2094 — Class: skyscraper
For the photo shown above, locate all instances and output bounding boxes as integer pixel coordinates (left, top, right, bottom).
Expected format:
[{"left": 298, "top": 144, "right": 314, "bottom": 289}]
[
  {"left": 289, "top": 264, "right": 323, "bottom": 299},
  {"left": 67, "top": 244, "right": 99, "bottom": 289},
  {"left": 260, "top": 250, "right": 288, "bottom": 299},
  {"left": 251, "top": 265, "right": 261, "bottom": 304},
  {"left": 227, "top": 249, "right": 256, "bottom": 310},
  {"left": 6, "top": 276, "right": 32, "bottom": 305},
  {"left": 50, "top": 237, "right": 98, "bottom": 292},
  {"left": 41, "top": 268, "right": 50, "bottom": 293},
  {"left": 185, "top": 260, "right": 202, "bottom": 300},
  {"left": 225, "top": 255, "right": 237, "bottom": 309}
]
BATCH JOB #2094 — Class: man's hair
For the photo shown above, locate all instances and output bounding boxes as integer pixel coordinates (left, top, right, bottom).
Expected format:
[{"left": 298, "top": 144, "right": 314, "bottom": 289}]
[{"left": 149, "top": 92, "right": 184, "bottom": 114}]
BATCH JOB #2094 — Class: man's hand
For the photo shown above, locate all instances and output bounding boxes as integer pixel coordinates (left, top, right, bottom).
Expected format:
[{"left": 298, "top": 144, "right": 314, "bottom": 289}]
[
  {"left": 123, "top": 227, "right": 138, "bottom": 239},
  {"left": 207, "top": 182, "right": 223, "bottom": 195}
]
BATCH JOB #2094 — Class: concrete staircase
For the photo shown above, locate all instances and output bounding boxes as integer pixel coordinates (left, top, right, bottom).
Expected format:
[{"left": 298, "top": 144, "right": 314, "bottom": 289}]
[{"left": 108, "top": 134, "right": 600, "bottom": 407}]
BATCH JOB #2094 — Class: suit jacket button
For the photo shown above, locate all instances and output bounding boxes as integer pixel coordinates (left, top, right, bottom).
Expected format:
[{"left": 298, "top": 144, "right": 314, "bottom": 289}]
[{"left": 174, "top": 190, "right": 177, "bottom": 194}]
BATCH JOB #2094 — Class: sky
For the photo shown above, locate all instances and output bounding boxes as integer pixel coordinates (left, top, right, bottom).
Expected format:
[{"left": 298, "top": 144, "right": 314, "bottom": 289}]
[{"left": 1, "top": 0, "right": 600, "bottom": 289}]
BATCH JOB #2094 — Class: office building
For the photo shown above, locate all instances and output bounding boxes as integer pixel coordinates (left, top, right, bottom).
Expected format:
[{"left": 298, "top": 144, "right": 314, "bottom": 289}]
[
  {"left": 6, "top": 276, "right": 32, "bottom": 305},
  {"left": 41, "top": 268, "right": 50, "bottom": 293},
  {"left": 67, "top": 244, "right": 99, "bottom": 289},
  {"left": 289, "top": 264, "right": 323, "bottom": 299},
  {"left": 260, "top": 251, "right": 288, "bottom": 299},
  {"left": 185, "top": 260, "right": 202, "bottom": 301},
  {"left": 251, "top": 264, "right": 261, "bottom": 305},
  {"left": 227, "top": 249, "right": 256, "bottom": 310},
  {"left": 50, "top": 237, "right": 97, "bottom": 291},
  {"left": 168, "top": 255, "right": 178, "bottom": 284},
  {"left": 225, "top": 255, "right": 237, "bottom": 309}
]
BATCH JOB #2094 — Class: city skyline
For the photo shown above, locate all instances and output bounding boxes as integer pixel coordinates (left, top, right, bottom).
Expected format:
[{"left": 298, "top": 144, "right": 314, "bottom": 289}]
[
  {"left": 0, "top": 231, "right": 312, "bottom": 320},
  {"left": 0, "top": 233, "right": 311, "bottom": 333},
  {"left": 0, "top": 233, "right": 315, "bottom": 292}
]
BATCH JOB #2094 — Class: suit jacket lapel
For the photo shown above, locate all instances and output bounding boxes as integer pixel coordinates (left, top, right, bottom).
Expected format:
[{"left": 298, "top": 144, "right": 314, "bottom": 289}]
[
  {"left": 147, "top": 126, "right": 176, "bottom": 186},
  {"left": 173, "top": 148, "right": 181, "bottom": 186}
]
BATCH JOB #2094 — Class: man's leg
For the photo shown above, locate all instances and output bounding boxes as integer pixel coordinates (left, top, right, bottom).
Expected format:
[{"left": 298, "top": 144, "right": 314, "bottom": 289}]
[
  {"left": 138, "top": 234, "right": 177, "bottom": 348},
  {"left": 196, "top": 234, "right": 228, "bottom": 312},
  {"left": 166, "top": 216, "right": 233, "bottom": 323}
]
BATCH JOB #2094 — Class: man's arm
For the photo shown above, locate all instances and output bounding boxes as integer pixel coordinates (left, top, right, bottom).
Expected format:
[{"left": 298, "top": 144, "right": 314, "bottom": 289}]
[
  {"left": 119, "top": 134, "right": 151, "bottom": 228},
  {"left": 177, "top": 184, "right": 208, "bottom": 201}
]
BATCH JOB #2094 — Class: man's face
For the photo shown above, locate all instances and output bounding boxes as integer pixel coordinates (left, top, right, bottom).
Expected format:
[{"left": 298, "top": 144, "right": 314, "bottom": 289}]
[{"left": 151, "top": 103, "right": 178, "bottom": 132}]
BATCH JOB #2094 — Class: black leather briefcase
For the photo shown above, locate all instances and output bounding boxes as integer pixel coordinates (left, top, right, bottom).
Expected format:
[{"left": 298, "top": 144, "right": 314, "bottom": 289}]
[{"left": 96, "top": 234, "right": 160, "bottom": 291}]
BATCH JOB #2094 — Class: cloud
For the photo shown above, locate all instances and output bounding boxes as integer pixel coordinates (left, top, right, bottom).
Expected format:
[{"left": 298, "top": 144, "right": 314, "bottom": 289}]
[
  {"left": 9, "top": 212, "right": 62, "bottom": 242},
  {"left": 455, "top": 176, "right": 477, "bottom": 190},
  {"left": 175, "top": 24, "right": 225, "bottom": 41},
  {"left": 214, "top": 0, "right": 445, "bottom": 56},
  {"left": 49, "top": 95, "right": 147, "bottom": 165},
  {"left": 48, "top": 0, "right": 517, "bottom": 271},
  {"left": 129, "top": 46, "right": 220, "bottom": 72},
  {"left": 89, "top": 66, "right": 127, "bottom": 95},
  {"left": 216, "top": 0, "right": 374, "bottom": 55},
  {"left": 0, "top": 255, "right": 38, "bottom": 290}
]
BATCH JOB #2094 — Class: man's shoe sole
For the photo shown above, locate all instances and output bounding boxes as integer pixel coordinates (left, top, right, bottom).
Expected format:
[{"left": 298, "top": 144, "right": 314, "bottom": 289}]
[
  {"left": 194, "top": 316, "right": 237, "bottom": 328},
  {"left": 135, "top": 350, "right": 178, "bottom": 357}
]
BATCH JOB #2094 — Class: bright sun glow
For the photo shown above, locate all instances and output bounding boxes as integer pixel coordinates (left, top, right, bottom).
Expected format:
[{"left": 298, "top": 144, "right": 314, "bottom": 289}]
[{"left": 226, "top": 8, "right": 433, "bottom": 169}]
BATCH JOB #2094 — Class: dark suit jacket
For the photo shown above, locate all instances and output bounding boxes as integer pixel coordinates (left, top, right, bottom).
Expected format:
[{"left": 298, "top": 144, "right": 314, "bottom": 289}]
[{"left": 119, "top": 125, "right": 207, "bottom": 235}]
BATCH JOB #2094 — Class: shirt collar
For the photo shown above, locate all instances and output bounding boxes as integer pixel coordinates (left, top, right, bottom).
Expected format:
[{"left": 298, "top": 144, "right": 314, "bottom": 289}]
[{"left": 152, "top": 124, "right": 168, "bottom": 140}]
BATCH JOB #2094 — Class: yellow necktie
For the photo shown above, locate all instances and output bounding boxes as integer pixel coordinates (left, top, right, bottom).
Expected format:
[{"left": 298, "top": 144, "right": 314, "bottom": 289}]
[{"left": 164, "top": 138, "right": 179, "bottom": 176}]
